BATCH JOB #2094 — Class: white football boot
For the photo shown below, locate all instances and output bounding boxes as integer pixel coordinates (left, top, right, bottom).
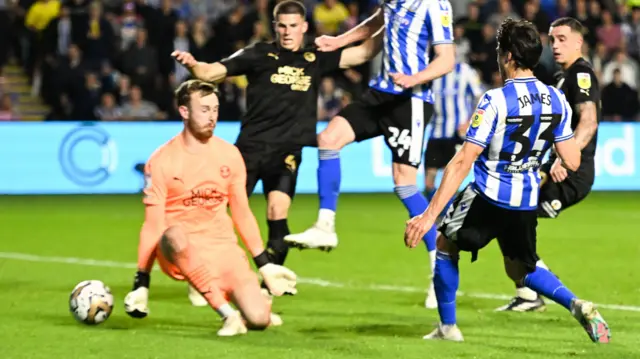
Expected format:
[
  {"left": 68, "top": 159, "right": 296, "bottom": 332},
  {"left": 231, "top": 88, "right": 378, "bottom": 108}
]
[
  {"left": 269, "top": 313, "right": 283, "bottom": 327},
  {"left": 124, "top": 287, "right": 149, "bottom": 318},
  {"left": 570, "top": 299, "right": 611, "bottom": 343},
  {"left": 424, "top": 277, "right": 438, "bottom": 309},
  {"left": 217, "top": 311, "right": 248, "bottom": 337},
  {"left": 284, "top": 220, "right": 338, "bottom": 251},
  {"left": 188, "top": 284, "right": 208, "bottom": 307},
  {"left": 423, "top": 323, "right": 464, "bottom": 342}
]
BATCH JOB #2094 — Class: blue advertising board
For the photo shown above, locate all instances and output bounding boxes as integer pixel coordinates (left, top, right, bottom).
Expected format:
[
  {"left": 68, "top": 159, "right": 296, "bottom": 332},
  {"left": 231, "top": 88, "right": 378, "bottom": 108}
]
[{"left": 0, "top": 121, "right": 638, "bottom": 194}]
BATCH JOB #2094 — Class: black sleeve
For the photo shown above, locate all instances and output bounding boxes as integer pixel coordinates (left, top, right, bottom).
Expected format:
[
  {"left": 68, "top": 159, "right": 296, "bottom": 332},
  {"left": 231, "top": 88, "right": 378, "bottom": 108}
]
[
  {"left": 567, "top": 66, "right": 600, "bottom": 105},
  {"left": 220, "top": 44, "right": 264, "bottom": 77},
  {"left": 316, "top": 49, "right": 344, "bottom": 75}
]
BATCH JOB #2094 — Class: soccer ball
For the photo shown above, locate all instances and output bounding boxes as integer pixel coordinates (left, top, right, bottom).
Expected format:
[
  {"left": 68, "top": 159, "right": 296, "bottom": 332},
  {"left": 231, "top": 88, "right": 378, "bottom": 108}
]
[{"left": 69, "top": 280, "right": 114, "bottom": 325}]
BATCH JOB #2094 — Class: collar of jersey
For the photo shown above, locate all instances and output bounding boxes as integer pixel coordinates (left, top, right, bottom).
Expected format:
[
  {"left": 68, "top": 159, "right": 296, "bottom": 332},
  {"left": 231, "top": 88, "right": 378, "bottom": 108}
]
[{"left": 505, "top": 77, "right": 537, "bottom": 84}]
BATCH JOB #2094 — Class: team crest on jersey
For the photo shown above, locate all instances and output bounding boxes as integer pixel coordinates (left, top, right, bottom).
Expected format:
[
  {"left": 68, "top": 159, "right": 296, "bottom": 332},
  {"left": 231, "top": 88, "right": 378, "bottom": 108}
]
[
  {"left": 304, "top": 52, "right": 316, "bottom": 62},
  {"left": 577, "top": 72, "right": 591, "bottom": 90},
  {"left": 220, "top": 166, "right": 230, "bottom": 178},
  {"left": 471, "top": 109, "right": 484, "bottom": 128},
  {"left": 441, "top": 12, "right": 451, "bottom": 27}
]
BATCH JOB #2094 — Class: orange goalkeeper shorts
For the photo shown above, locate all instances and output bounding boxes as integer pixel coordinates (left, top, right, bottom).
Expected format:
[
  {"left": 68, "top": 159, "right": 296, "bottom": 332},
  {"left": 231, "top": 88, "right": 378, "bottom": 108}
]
[{"left": 156, "top": 241, "right": 259, "bottom": 297}]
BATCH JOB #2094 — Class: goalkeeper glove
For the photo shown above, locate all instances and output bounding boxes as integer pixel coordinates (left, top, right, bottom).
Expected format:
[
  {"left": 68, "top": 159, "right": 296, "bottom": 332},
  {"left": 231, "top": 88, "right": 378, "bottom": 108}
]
[
  {"left": 124, "top": 271, "right": 150, "bottom": 318},
  {"left": 253, "top": 251, "right": 297, "bottom": 296}
]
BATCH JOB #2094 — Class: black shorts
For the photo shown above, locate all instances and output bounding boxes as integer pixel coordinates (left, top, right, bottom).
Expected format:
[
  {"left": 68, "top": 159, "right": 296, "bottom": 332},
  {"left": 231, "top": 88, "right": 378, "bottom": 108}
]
[
  {"left": 537, "top": 159, "right": 594, "bottom": 218},
  {"left": 438, "top": 185, "right": 539, "bottom": 271},
  {"left": 424, "top": 137, "right": 462, "bottom": 169},
  {"left": 236, "top": 141, "right": 302, "bottom": 199},
  {"left": 337, "top": 88, "right": 434, "bottom": 168}
]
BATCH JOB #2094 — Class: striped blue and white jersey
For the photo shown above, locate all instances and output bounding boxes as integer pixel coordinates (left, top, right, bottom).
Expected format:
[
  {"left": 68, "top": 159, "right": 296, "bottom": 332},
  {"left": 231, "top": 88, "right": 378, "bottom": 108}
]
[
  {"left": 465, "top": 77, "right": 574, "bottom": 210},
  {"left": 369, "top": 0, "right": 454, "bottom": 103},
  {"left": 431, "top": 62, "right": 484, "bottom": 139}
]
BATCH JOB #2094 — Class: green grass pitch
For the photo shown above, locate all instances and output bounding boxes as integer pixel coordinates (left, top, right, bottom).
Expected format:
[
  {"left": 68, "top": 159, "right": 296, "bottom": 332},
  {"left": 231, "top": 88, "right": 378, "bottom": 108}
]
[{"left": 0, "top": 192, "right": 639, "bottom": 358}]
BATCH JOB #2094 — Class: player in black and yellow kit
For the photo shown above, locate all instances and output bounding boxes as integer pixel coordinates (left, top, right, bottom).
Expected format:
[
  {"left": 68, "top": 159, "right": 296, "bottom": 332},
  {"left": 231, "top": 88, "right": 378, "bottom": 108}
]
[
  {"left": 497, "top": 17, "right": 601, "bottom": 312},
  {"left": 172, "top": 0, "right": 382, "bottom": 283}
]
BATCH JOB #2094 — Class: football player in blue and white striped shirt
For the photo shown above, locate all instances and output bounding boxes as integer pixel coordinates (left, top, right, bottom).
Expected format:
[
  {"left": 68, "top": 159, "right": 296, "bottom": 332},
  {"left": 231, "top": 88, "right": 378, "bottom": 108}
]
[
  {"left": 286, "top": 1, "right": 456, "bottom": 301},
  {"left": 420, "top": 60, "right": 482, "bottom": 309},
  {"left": 404, "top": 19, "right": 610, "bottom": 343},
  {"left": 424, "top": 61, "right": 483, "bottom": 202}
]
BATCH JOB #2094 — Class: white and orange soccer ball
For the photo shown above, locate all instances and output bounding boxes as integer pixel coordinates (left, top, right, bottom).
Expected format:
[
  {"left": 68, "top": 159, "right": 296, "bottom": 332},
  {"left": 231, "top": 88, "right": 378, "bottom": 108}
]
[{"left": 69, "top": 280, "right": 114, "bottom": 325}]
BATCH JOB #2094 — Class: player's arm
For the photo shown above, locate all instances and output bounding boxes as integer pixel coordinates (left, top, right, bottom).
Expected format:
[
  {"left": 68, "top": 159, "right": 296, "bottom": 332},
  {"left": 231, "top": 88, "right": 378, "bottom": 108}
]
[
  {"left": 323, "top": 6, "right": 384, "bottom": 49},
  {"left": 405, "top": 92, "right": 497, "bottom": 247},
  {"left": 571, "top": 70, "right": 599, "bottom": 150},
  {"left": 413, "top": 1, "right": 455, "bottom": 85},
  {"left": 338, "top": 26, "right": 384, "bottom": 69},
  {"left": 228, "top": 151, "right": 297, "bottom": 296},
  {"left": 392, "top": 1, "right": 455, "bottom": 88},
  {"left": 552, "top": 96, "right": 581, "bottom": 172},
  {"left": 173, "top": 45, "right": 260, "bottom": 83},
  {"left": 137, "top": 161, "right": 168, "bottom": 275}
]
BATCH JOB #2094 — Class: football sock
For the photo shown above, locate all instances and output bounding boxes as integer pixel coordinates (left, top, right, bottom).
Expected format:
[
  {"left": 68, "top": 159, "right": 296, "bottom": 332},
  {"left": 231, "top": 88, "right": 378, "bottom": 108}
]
[
  {"left": 434, "top": 251, "right": 458, "bottom": 325},
  {"left": 394, "top": 185, "right": 437, "bottom": 252},
  {"left": 515, "top": 260, "right": 550, "bottom": 300},
  {"left": 425, "top": 187, "right": 436, "bottom": 201},
  {"left": 132, "top": 271, "right": 150, "bottom": 290},
  {"left": 266, "top": 219, "right": 290, "bottom": 265},
  {"left": 318, "top": 149, "right": 340, "bottom": 214},
  {"left": 524, "top": 267, "right": 576, "bottom": 310}
]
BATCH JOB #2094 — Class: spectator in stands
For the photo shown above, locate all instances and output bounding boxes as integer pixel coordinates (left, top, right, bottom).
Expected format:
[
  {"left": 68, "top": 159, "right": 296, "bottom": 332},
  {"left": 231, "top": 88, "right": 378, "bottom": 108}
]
[
  {"left": 56, "top": 43, "right": 88, "bottom": 110},
  {"left": 459, "top": 2, "right": 482, "bottom": 49},
  {"left": 602, "top": 68, "right": 639, "bottom": 121},
  {"left": 454, "top": 22, "right": 470, "bottom": 64},
  {"left": 120, "top": 85, "right": 163, "bottom": 120},
  {"left": 523, "top": 0, "right": 550, "bottom": 33},
  {"left": 570, "top": 0, "right": 596, "bottom": 46},
  {"left": 470, "top": 23, "right": 498, "bottom": 84},
  {"left": 117, "top": 1, "right": 143, "bottom": 51},
  {"left": 95, "top": 92, "right": 122, "bottom": 121},
  {"left": 122, "top": 28, "right": 157, "bottom": 95},
  {"left": 622, "top": 7, "right": 640, "bottom": 61},
  {"left": 339, "top": 2, "right": 359, "bottom": 33},
  {"left": 42, "top": 4, "right": 75, "bottom": 59},
  {"left": 115, "top": 74, "right": 132, "bottom": 104},
  {"left": 313, "top": 0, "right": 349, "bottom": 36},
  {"left": 80, "top": 2, "right": 115, "bottom": 69},
  {"left": 556, "top": 0, "right": 571, "bottom": 20},
  {"left": 69, "top": 71, "right": 102, "bottom": 119},
  {"left": 161, "top": 20, "right": 193, "bottom": 84},
  {"left": 597, "top": 10, "right": 622, "bottom": 54},
  {"left": 25, "top": 0, "right": 61, "bottom": 77},
  {"left": 488, "top": 0, "right": 519, "bottom": 30},
  {"left": 603, "top": 50, "right": 639, "bottom": 90},
  {"left": 0, "top": 94, "right": 16, "bottom": 121}
]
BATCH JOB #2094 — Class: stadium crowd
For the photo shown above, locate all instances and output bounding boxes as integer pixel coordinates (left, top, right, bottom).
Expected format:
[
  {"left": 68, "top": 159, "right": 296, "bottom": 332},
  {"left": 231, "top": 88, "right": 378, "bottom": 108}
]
[{"left": 0, "top": 0, "right": 639, "bottom": 122}]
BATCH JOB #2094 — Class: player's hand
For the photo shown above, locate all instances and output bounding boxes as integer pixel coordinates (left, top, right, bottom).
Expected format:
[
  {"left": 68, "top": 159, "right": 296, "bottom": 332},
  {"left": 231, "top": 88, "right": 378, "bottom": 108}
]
[
  {"left": 171, "top": 50, "right": 197, "bottom": 68},
  {"left": 390, "top": 73, "right": 421, "bottom": 89},
  {"left": 404, "top": 214, "right": 435, "bottom": 248},
  {"left": 550, "top": 158, "right": 568, "bottom": 183},
  {"left": 259, "top": 263, "right": 298, "bottom": 297},
  {"left": 315, "top": 35, "right": 342, "bottom": 51}
]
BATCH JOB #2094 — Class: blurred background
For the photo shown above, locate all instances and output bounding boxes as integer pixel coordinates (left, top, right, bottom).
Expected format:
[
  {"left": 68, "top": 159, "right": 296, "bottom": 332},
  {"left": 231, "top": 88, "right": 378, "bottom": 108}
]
[{"left": 0, "top": 0, "right": 638, "bottom": 194}]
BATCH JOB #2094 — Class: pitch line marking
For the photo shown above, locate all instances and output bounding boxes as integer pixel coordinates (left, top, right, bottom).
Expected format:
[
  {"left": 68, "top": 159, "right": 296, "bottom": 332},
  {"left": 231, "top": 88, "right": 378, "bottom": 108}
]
[{"left": 1, "top": 251, "right": 638, "bottom": 312}]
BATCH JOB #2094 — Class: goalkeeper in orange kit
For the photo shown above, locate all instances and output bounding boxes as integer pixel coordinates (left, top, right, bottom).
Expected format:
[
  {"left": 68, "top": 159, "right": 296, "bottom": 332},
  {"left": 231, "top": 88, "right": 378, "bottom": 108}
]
[{"left": 123, "top": 79, "right": 297, "bottom": 336}]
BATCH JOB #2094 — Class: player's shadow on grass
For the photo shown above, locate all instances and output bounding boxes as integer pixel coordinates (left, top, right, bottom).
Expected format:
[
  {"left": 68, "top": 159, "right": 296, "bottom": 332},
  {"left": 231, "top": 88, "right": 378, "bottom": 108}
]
[
  {"left": 299, "top": 323, "right": 425, "bottom": 338},
  {"left": 39, "top": 313, "right": 131, "bottom": 330}
]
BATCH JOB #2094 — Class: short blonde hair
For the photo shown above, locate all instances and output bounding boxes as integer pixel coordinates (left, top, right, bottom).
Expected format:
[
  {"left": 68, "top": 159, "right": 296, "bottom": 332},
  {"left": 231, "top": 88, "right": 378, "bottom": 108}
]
[{"left": 174, "top": 80, "right": 219, "bottom": 107}]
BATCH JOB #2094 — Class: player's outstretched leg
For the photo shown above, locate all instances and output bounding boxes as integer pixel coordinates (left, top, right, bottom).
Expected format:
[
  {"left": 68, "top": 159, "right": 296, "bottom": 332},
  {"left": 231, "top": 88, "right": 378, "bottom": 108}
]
[
  {"left": 423, "top": 234, "right": 464, "bottom": 341},
  {"left": 505, "top": 257, "right": 610, "bottom": 343},
  {"left": 495, "top": 258, "right": 548, "bottom": 312},
  {"left": 394, "top": 183, "right": 438, "bottom": 309},
  {"left": 285, "top": 116, "right": 355, "bottom": 251},
  {"left": 393, "top": 163, "right": 438, "bottom": 308},
  {"left": 159, "top": 226, "right": 246, "bottom": 336}
]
